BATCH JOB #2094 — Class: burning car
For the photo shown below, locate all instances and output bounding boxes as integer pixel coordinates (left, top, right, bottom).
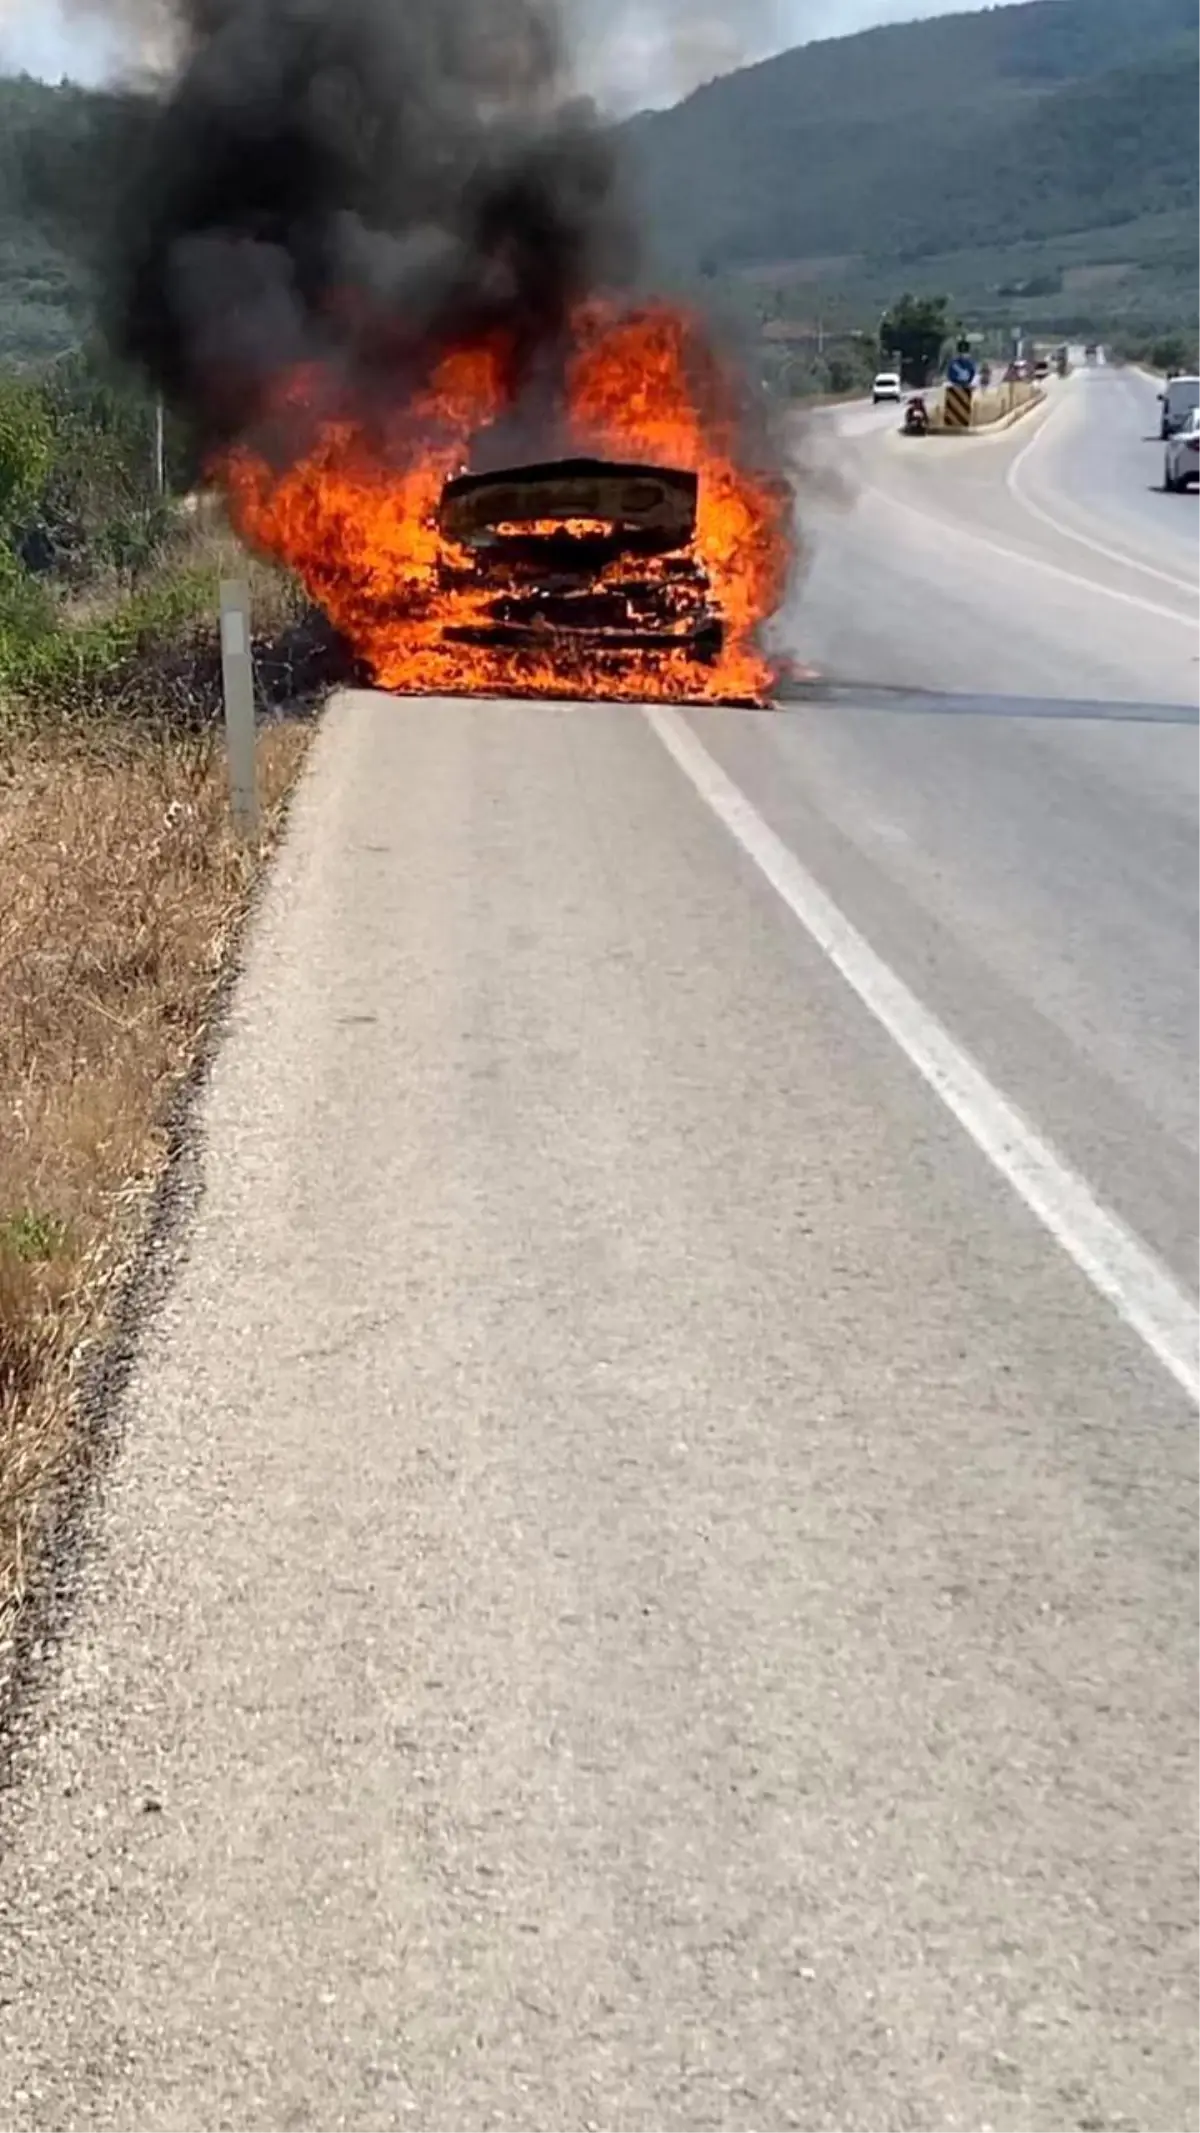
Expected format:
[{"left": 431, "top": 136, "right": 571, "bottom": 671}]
[
  {"left": 222, "top": 304, "right": 792, "bottom": 705},
  {"left": 119, "top": 0, "right": 794, "bottom": 710},
  {"left": 436, "top": 455, "right": 724, "bottom": 670}
]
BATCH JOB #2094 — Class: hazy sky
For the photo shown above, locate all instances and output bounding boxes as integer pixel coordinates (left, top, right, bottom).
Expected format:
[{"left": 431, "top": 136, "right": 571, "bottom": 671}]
[{"left": 0, "top": 0, "right": 1003, "bottom": 102}]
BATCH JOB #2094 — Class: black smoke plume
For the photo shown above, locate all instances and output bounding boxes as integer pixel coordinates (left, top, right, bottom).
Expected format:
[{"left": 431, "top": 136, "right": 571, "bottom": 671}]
[{"left": 105, "top": 0, "right": 635, "bottom": 460}]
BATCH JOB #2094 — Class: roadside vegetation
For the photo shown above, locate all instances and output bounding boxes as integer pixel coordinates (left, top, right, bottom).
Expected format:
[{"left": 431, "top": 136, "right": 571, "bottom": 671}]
[
  {"left": 757, "top": 328, "right": 881, "bottom": 404},
  {"left": 0, "top": 343, "right": 341, "bottom": 1660},
  {"left": 1109, "top": 328, "right": 1200, "bottom": 373},
  {"left": 756, "top": 285, "right": 1199, "bottom": 409},
  {"left": 762, "top": 295, "right": 992, "bottom": 403}
]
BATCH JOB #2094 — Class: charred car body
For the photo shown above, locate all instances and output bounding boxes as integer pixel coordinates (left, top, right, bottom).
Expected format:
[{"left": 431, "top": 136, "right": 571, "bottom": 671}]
[{"left": 436, "top": 456, "right": 724, "bottom": 666}]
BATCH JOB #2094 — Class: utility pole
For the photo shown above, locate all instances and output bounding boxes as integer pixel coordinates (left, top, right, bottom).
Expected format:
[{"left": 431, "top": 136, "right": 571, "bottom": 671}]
[{"left": 153, "top": 394, "right": 166, "bottom": 497}]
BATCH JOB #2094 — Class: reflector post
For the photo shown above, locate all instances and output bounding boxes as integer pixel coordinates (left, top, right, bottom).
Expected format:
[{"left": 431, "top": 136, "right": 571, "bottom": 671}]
[{"left": 220, "top": 578, "right": 260, "bottom": 839}]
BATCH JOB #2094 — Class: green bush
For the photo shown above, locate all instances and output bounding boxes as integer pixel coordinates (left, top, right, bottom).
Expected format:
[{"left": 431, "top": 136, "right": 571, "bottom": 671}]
[
  {"left": 1150, "top": 331, "right": 1197, "bottom": 372},
  {"left": 0, "top": 338, "right": 329, "bottom": 738},
  {"left": 0, "top": 543, "right": 218, "bottom": 724},
  {"left": 0, "top": 375, "right": 53, "bottom": 523}
]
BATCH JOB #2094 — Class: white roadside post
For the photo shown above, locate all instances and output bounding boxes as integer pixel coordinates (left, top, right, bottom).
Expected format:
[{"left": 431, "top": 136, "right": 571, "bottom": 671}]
[{"left": 219, "top": 577, "right": 260, "bottom": 839}]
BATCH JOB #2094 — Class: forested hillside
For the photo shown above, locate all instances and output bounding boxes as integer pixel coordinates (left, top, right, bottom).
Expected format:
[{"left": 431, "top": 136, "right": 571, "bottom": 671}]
[
  {"left": 0, "top": 80, "right": 85, "bottom": 361},
  {"left": 0, "top": 0, "right": 1196, "bottom": 363},
  {"left": 625, "top": 0, "right": 1197, "bottom": 326},
  {"left": 0, "top": 74, "right": 149, "bottom": 362}
]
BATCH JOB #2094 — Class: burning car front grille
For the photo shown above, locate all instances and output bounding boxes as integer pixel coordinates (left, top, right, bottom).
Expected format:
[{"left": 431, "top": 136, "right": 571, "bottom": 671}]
[{"left": 436, "top": 455, "right": 724, "bottom": 664}]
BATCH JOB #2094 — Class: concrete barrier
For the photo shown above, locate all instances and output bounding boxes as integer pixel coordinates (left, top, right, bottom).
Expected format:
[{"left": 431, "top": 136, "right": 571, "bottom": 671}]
[{"left": 928, "top": 380, "right": 1045, "bottom": 432}]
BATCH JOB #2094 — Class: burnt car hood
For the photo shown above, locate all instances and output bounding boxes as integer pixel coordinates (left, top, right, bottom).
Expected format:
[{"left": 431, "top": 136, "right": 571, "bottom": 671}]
[{"left": 439, "top": 457, "right": 699, "bottom": 551}]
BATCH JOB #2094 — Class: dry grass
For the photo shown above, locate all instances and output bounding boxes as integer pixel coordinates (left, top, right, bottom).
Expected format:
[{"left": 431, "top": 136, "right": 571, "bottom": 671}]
[{"left": 0, "top": 716, "right": 309, "bottom": 1648}]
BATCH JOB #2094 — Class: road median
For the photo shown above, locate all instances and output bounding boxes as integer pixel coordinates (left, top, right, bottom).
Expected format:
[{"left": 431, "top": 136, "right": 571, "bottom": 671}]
[{"left": 929, "top": 382, "right": 1047, "bottom": 434}]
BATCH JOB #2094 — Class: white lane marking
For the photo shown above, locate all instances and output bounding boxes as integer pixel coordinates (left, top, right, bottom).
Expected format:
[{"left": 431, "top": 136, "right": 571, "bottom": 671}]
[
  {"left": 863, "top": 475, "right": 1195, "bottom": 628},
  {"left": 1006, "top": 386, "right": 1199, "bottom": 597},
  {"left": 647, "top": 705, "right": 1200, "bottom": 1406}
]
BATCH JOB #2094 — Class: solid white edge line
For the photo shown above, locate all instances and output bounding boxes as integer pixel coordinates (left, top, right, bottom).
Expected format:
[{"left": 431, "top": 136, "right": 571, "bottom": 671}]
[
  {"left": 647, "top": 704, "right": 1200, "bottom": 1407},
  {"left": 861, "top": 476, "right": 1195, "bottom": 628},
  {"left": 1006, "top": 379, "right": 1199, "bottom": 597}
]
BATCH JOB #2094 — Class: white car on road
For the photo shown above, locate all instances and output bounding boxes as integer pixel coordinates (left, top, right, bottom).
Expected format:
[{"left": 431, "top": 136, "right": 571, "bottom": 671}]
[
  {"left": 1163, "top": 403, "right": 1200, "bottom": 491},
  {"left": 872, "top": 371, "right": 902, "bottom": 405},
  {"left": 1157, "top": 373, "right": 1199, "bottom": 440}
]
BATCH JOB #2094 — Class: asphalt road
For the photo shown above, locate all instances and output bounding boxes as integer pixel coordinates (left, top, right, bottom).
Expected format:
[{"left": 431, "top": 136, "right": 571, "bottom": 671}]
[
  {"left": 1011, "top": 366, "right": 1198, "bottom": 578},
  {"left": 790, "top": 367, "right": 1197, "bottom": 706},
  {"left": 0, "top": 369, "right": 1196, "bottom": 2133}
]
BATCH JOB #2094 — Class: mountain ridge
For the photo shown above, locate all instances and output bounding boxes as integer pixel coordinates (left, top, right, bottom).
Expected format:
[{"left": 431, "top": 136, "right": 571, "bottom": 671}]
[
  {"left": 0, "top": 0, "right": 1195, "bottom": 365},
  {"left": 624, "top": 0, "right": 1197, "bottom": 319}
]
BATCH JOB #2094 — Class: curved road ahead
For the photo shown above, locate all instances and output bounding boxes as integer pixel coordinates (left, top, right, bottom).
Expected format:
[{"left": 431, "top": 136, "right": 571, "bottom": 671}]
[
  {"left": 0, "top": 369, "right": 1196, "bottom": 2132},
  {"left": 792, "top": 364, "right": 1197, "bottom": 705},
  {"left": 1010, "top": 364, "right": 1198, "bottom": 585}
]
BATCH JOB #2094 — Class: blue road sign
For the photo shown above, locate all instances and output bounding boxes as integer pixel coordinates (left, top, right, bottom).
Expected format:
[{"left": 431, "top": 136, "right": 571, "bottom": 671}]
[{"left": 947, "top": 353, "right": 977, "bottom": 387}]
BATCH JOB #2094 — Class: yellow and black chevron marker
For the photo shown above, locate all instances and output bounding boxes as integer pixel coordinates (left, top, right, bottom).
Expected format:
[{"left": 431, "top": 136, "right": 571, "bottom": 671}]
[{"left": 943, "top": 382, "right": 973, "bottom": 430}]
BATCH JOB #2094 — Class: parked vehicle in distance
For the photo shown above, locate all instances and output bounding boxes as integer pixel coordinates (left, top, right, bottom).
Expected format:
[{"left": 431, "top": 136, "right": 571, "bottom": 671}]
[
  {"left": 1158, "top": 375, "right": 1200, "bottom": 440},
  {"left": 872, "top": 371, "right": 902, "bottom": 404},
  {"left": 1163, "top": 405, "right": 1200, "bottom": 491}
]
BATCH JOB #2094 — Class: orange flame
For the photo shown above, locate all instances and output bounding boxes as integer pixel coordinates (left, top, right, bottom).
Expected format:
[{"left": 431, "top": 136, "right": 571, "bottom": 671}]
[{"left": 221, "top": 301, "right": 791, "bottom": 704}]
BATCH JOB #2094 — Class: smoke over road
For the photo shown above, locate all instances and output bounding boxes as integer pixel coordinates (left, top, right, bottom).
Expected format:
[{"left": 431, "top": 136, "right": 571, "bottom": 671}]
[
  {"left": 75, "top": 0, "right": 793, "bottom": 486},
  {"left": 95, "top": 1, "right": 638, "bottom": 460},
  {"left": 1, "top": 0, "right": 788, "bottom": 106},
  {"left": 4, "top": 0, "right": 792, "bottom": 463}
]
